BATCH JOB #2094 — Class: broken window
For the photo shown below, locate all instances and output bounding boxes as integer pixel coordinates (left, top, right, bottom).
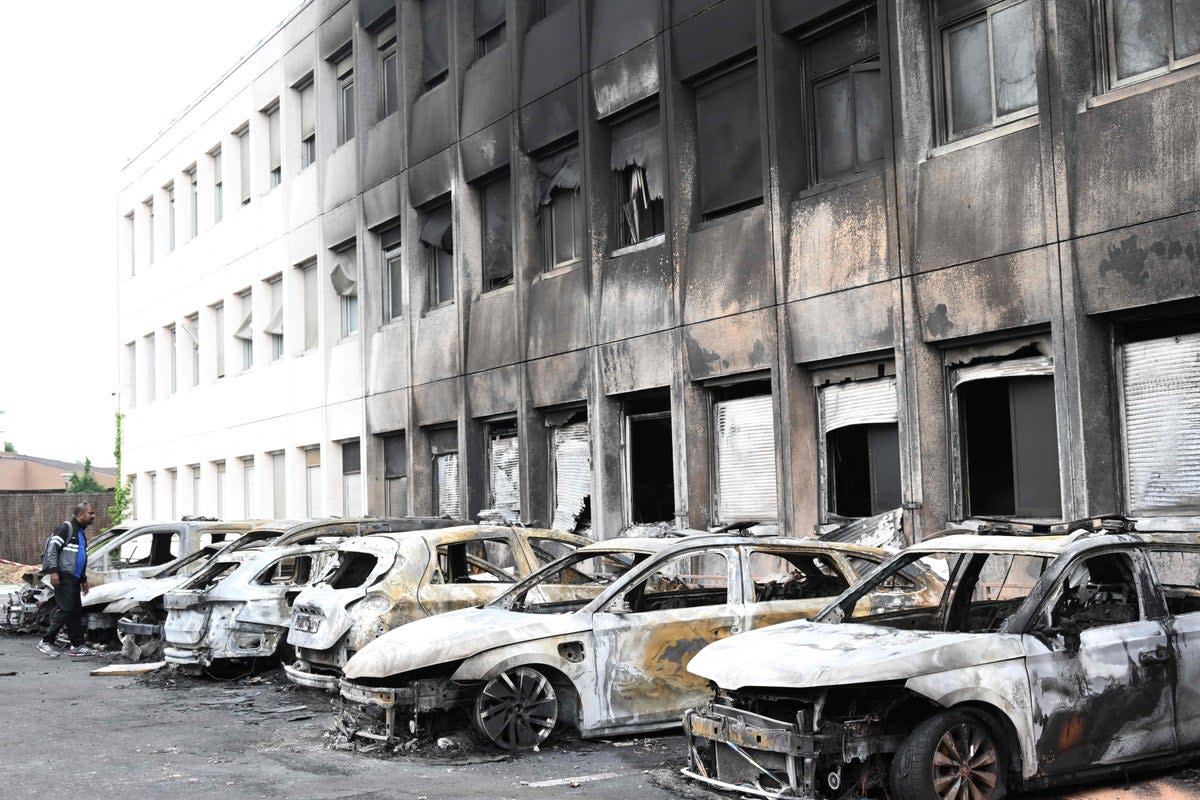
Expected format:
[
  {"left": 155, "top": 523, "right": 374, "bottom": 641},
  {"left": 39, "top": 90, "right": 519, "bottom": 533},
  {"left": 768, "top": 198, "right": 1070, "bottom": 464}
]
[
  {"left": 421, "top": 0, "right": 449, "bottom": 90},
  {"left": 1043, "top": 553, "right": 1141, "bottom": 632},
  {"left": 484, "top": 421, "right": 520, "bottom": 523},
  {"left": 258, "top": 554, "right": 314, "bottom": 586},
  {"left": 713, "top": 389, "right": 778, "bottom": 524},
  {"left": 383, "top": 432, "right": 409, "bottom": 516},
  {"left": 1120, "top": 331, "right": 1200, "bottom": 515},
  {"left": 435, "top": 538, "right": 518, "bottom": 583},
  {"left": 1103, "top": 0, "right": 1200, "bottom": 88},
  {"left": 615, "top": 551, "right": 729, "bottom": 613},
  {"left": 421, "top": 203, "right": 454, "bottom": 308},
  {"left": 342, "top": 439, "right": 362, "bottom": 517},
  {"left": 749, "top": 550, "right": 851, "bottom": 600},
  {"left": 325, "top": 551, "right": 381, "bottom": 589},
  {"left": 547, "top": 409, "right": 591, "bottom": 534},
  {"left": 536, "top": 145, "right": 582, "bottom": 269},
  {"left": 938, "top": 0, "right": 1037, "bottom": 140},
  {"left": 112, "top": 531, "right": 180, "bottom": 569},
  {"left": 184, "top": 560, "right": 239, "bottom": 591},
  {"left": 800, "top": 3, "right": 883, "bottom": 183},
  {"left": 475, "top": 0, "right": 506, "bottom": 58},
  {"left": 624, "top": 390, "right": 675, "bottom": 525},
  {"left": 1148, "top": 548, "right": 1200, "bottom": 615},
  {"left": 331, "top": 246, "right": 358, "bottom": 338},
  {"left": 610, "top": 103, "right": 665, "bottom": 248},
  {"left": 817, "top": 375, "right": 901, "bottom": 520},
  {"left": 951, "top": 356, "right": 1061, "bottom": 518},
  {"left": 694, "top": 59, "right": 763, "bottom": 218},
  {"left": 429, "top": 426, "right": 460, "bottom": 518},
  {"left": 480, "top": 173, "right": 513, "bottom": 291}
]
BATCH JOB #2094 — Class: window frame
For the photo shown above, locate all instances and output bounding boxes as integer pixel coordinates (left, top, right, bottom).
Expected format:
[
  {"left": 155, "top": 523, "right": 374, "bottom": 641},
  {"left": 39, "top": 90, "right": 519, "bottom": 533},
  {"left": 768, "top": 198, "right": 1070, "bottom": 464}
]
[
  {"left": 427, "top": 243, "right": 455, "bottom": 310},
  {"left": 480, "top": 172, "right": 514, "bottom": 293},
  {"left": 692, "top": 57, "right": 765, "bottom": 220},
  {"left": 379, "top": 37, "right": 399, "bottom": 118},
  {"left": 541, "top": 185, "right": 583, "bottom": 271},
  {"left": 476, "top": 20, "right": 506, "bottom": 59},
  {"left": 383, "top": 244, "right": 405, "bottom": 323},
  {"left": 1099, "top": 0, "right": 1200, "bottom": 91},
  {"left": 337, "top": 67, "right": 356, "bottom": 146}
]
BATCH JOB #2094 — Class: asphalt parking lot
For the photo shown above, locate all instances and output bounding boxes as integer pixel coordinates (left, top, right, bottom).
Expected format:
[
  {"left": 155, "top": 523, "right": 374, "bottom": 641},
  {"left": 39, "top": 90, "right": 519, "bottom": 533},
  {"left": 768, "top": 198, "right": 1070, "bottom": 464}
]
[{"left": 2, "top": 633, "right": 1198, "bottom": 800}]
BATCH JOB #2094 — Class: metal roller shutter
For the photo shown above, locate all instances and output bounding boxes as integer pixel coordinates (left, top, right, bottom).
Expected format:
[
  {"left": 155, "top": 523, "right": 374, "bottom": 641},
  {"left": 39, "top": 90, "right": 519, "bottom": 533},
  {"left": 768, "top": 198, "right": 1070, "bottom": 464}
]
[
  {"left": 819, "top": 377, "right": 898, "bottom": 433},
  {"left": 551, "top": 421, "right": 591, "bottom": 533},
  {"left": 714, "top": 395, "right": 778, "bottom": 523},
  {"left": 435, "top": 453, "right": 460, "bottom": 518},
  {"left": 488, "top": 433, "right": 521, "bottom": 523},
  {"left": 1121, "top": 333, "right": 1200, "bottom": 514},
  {"left": 386, "top": 477, "right": 409, "bottom": 517}
]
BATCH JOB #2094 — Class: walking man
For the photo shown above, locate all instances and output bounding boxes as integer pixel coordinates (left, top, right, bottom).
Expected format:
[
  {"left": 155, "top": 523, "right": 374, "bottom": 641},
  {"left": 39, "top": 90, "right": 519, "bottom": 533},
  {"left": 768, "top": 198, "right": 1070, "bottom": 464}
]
[{"left": 36, "top": 501, "right": 96, "bottom": 658}]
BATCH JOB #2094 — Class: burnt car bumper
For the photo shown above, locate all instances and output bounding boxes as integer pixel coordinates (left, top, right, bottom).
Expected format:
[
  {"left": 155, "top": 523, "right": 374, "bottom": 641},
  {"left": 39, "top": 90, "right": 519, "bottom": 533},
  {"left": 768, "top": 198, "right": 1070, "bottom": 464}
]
[
  {"left": 284, "top": 660, "right": 341, "bottom": 690},
  {"left": 336, "top": 677, "right": 471, "bottom": 742},
  {"left": 682, "top": 704, "right": 900, "bottom": 799}
]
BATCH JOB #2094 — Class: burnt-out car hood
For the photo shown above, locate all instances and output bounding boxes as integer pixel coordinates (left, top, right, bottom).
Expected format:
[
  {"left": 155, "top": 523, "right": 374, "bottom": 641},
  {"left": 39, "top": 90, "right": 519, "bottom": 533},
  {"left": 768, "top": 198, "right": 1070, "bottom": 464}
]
[
  {"left": 688, "top": 620, "right": 1027, "bottom": 690},
  {"left": 343, "top": 607, "right": 592, "bottom": 680},
  {"left": 84, "top": 576, "right": 188, "bottom": 614}
]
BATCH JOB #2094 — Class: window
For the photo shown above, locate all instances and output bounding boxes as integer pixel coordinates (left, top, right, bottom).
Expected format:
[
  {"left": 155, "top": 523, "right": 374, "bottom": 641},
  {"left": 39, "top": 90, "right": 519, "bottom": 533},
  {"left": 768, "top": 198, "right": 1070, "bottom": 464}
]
[
  {"left": 610, "top": 105, "right": 664, "bottom": 248},
  {"left": 611, "top": 551, "right": 730, "bottom": 613},
  {"left": 713, "top": 389, "right": 778, "bottom": 524},
  {"left": 818, "top": 375, "right": 901, "bottom": 520},
  {"left": 484, "top": 421, "right": 520, "bottom": 522},
  {"left": 304, "top": 446, "right": 321, "bottom": 517},
  {"left": 421, "top": 204, "right": 454, "bottom": 308},
  {"left": 421, "top": 0, "right": 449, "bottom": 90},
  {"left": 265, "top": 274, "right": 284, "bottom": 360},
  {"left": 112, "top": 531, "right": 180, "bottom": 569},
  {"left": 125, "top": 342, "right": 136, "bottom": 407},
  {"left": 624, "top": 389, "right": 675, "bottom": 525},
  {"left": 1040, "top": 553, "right": 1141, "bottom": 633},
  {"left": 383, "top": 433, "right": 409, "bottom": 516},
  {"left": 475, "top": 0, "right": 506, "bottom": 59},
  {"left": 1103, "top": 0, "right": 1200, "bottom": 88},
  {"left": 237, "top": 126, "right": 251, "bottom": 205},
  {"left": 1120, "top": 331, "right": 1200, "bottom": 515},
  {"left": 184, "top": 313, "right": 200, "bottom": 387},
  {"left": 167, "top": 325, "right": 177, "bottom": 395},
  {"left": 429, "top": 426, "right": 460, "bottom": 517},
  {"left": 187, "top": 167, "right": 198, "bottom": 237},
  {"left": 300, "top": 259, "right": 319, "bottom": 350},
  {"left": 749, "top": 550, "right": 851, "bottom": 600},
  {"left": 271, "top": 451, "right": 286, "bottom": 518},
  {"left": 378, "top": 22, "right": 399, "bottom": 118},
  {"left": 434, "top": 538, "right": 518, "bottom": 583},
  {"left": 336, "top": 55, "right": 355, "bottom": 146},
  {"left": 258, "top": 554, "right": 315, "bottom": 586},
  {"left": 480, "top": 173, "right": 513, "bottom": 291},
  {"left": 536, "top": 145, "right": 582, "bottom": 269},
  {"left": 125, "top": 213, "right": 135, "bottom": 275},
  {"left": 694, "top": 60, "right": 763, "bottom": 218},
  {"left": 298, "top": 77, "right": 316, "bottom": 169},
  {"left": 1148, "top": 548, "right": 1200, "bottom": 615},
  {"left": 234, "top": 289, "right": 253, "bottom": 370},
  {"left": 801, "top": 4, "right": 884, "bottom": 183},
  {"left": 383, "top": 228, "right": 405, "bottom": 322},
  {"left": 168, "top": 469, "right": 178, "bottom": 519},
  {"left": 145, "top": 198, "right": 155, "bottom": 265},
  {"left": 938, "top": 0, "right": 1037, "bottom": 141},
  {"left": 211, "top": 147, "right": 224, "bottom": 222},
  {"left": 342, "top": 439, "right": 362, "bottom": 517},
  {"left": 144, "top": 333, "right": 156, "bottom": 403},
  {"left": 266, "top": 103, "right": 281, "bottom": 189},
  {"left": 331, "top": 248, "right": 359, "bottom": 337},
  {"left": 530, "top": 0, "right": 570, "bottom": 26},
  {"left": 242, "top": 456, "right": 256, "bottom": 519},
  {"left": 166, "top": 183, "right": 176, "bottom": 252},
  {"left": 190, "top": 464, "right": 201, "bottom": 515},
  {"left": 215, "top": 461, "right": 227, "bottom": 518},
  {"left": 213, "top": 302, "right": 226, "bottom": 379},
  {"left": 547, "top": 410, "right": 590, "bottom": 534},
  {"left": 951, "top": 355, "right": 1061, "bottom": 518}
]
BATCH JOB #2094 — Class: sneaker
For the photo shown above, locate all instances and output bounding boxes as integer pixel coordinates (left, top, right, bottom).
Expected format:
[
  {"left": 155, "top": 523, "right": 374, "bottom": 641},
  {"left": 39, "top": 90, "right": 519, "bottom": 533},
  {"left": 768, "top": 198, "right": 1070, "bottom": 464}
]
[
  {"left": 36, "top": 641, "right": 60, "bottom": 658},
  {"left": 67, "top": 645, "right": 95, "bottom": 657}
]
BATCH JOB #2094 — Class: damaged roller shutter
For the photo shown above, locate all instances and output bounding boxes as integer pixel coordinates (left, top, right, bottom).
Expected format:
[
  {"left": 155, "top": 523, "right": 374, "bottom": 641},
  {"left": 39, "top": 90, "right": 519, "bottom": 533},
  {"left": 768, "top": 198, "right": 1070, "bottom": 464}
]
[
  {"left": 430, "top": 427, "right": 459, "bottom": 518},
  {"left": 1121, "top": 332, "right": 1200, "bottom": 514},
  {"left": 550, "top": 418, "right": 591, "bottom": 534},
  {"left": 714, "top": 395, "right": 778, "bottom": 523},
  {"left": 384, "top": 434, "right": 409, "bottom": 516},
  {"left": 485, "top": 424, "right": 520, "bottom": 523},
  {"left": 819, "top": 377, "right": 901, "bottom": 519}
]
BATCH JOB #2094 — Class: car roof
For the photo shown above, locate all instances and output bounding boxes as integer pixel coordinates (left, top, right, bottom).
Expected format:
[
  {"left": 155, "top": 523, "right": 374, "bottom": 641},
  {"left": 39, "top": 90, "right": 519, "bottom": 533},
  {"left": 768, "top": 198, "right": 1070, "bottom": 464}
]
[
  {"left": 370, "top": 524, "right": 585, "bottom": 543},
  {"left": 574, "top": 534, "right": 889, "bottom": 556},
  {"left": 907, "top": 529, "right": 1200, "bottom": 557}
]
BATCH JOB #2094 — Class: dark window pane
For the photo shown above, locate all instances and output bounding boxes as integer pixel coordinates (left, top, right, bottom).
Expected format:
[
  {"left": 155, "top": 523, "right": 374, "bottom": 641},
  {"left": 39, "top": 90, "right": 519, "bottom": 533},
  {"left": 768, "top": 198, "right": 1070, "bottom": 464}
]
[
  {"left": 482, "top": 175, "right": 512, "bottom": 290},
  {"left": 1008, "top": 376, "right": 1062, "bottom": 517},
  {"left": 991, "top": 0, "right": 1037, "bottom": 115},
  {"left": 960, "top": 379, "right": 1015, "bottom": 516},
  {"left": 947, "top": 18, "right": 991, "bottom": 135},
  {"left": 806, "top": 8, "right": 879, "bottom": 78},
  {"left": 694, "top": 61, "right": 763, "bottom": 216},
  {"left": 1174, "top": 0, "right": 1200, "bottom": 58},
  {"left": 551, "top": 188, "right": 578, "bottom": 264},
  {"left": 436, "top": 248, "right": 455, "bottom": 305},
  {"left": 384, "top": 433, "right": 408, "bottom": 478},
  {"left": 815, "top": 74, "right": 854, "bottom": 180},
  {"left": 422, "top": 0, "right": 450, "bottom": 86},
  {"left": 387, "top": 254, "right": 404, "bottom": 319},
  {"left": 1113, "top": 0, "right": 1171, "bottom": 80},
  {"left": 342, "top": 440, "right": 361, "bottom": 474},
  {"left": 381, "top": 50, "right": 399, "bottom": 117},
  {"left": 854, "top": 66, "right": 885, "bottom": 166},
  {"left": 476, "top": 23, "right": 506, "bottom": 57}
]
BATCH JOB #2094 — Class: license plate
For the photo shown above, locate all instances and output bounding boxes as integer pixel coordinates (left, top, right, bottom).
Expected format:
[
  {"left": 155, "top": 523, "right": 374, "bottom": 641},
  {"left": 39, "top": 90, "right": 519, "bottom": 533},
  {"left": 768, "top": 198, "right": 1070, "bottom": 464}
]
[{"left": 294, "top": 613, "right": 320, "bottom": 633}]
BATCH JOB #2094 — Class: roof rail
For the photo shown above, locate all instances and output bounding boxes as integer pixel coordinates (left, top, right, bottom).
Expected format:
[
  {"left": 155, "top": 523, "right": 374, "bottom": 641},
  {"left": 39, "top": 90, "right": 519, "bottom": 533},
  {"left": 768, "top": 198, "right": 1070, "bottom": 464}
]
[{"left": 974, "top": 514, "right": 1135, "bottom": 536}]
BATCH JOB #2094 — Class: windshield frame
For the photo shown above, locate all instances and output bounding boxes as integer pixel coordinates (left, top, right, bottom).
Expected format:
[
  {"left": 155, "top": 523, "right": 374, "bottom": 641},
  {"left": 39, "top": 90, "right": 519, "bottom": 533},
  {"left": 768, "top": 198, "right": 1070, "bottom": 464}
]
[{"left": 488, "top": 547, "right": 650, "bottom": 613}]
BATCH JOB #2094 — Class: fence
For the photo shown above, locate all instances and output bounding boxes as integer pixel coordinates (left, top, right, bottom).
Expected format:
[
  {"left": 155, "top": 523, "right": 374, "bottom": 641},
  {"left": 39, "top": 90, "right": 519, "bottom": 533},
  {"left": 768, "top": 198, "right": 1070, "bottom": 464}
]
[{"left": 0, "top": 491, "right": 115, "bottom": 564}]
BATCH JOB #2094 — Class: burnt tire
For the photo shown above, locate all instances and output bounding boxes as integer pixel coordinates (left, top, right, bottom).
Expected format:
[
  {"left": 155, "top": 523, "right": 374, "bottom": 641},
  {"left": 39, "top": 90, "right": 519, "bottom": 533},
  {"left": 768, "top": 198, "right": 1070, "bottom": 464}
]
[
  {"left": 473, "top": 666, "right": 559, "bottom": 751},
  {"left": 889, "top": 710, "right": 1007, "bottom": 800}
]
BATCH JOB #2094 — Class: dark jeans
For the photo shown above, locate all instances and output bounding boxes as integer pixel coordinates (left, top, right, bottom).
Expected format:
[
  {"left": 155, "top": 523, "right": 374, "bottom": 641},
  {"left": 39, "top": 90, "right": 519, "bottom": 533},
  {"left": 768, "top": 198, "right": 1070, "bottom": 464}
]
[{"left": 42, "top": 573, "right": 84, "bottom": 647}]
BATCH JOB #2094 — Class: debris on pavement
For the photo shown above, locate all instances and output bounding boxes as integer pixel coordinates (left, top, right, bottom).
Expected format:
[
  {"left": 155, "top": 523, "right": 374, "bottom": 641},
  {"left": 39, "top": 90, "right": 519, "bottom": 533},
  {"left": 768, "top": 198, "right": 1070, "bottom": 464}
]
[{"left": 90, "top": 661, "right": 167, "bottom": 677}]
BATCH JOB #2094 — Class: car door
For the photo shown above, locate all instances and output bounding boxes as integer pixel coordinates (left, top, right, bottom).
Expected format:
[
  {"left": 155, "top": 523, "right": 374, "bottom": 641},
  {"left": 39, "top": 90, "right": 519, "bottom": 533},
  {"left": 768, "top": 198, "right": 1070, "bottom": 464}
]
[
  {"left": 590, "top": 546, "right": 742, "bottom": 730},
  {"left": 741, "top": 546, "right": 855, "bottom": 630},
  {"left": 91, "top": 527, "right": 183, "bottom": 584},
  {"left": 415, "top": 532, "right": 522, "bottom": 616},
  {"left": 1024, "top": 549, "right": 1176, "bottom": 776},
  {"left": 1144, "top": 546, "right": 1200, "bottom": 750}
]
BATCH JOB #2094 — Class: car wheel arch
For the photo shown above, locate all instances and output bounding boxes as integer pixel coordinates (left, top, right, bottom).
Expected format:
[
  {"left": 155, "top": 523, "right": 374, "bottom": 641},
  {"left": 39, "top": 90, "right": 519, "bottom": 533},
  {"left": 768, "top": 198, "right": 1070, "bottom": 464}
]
[
  {"left": 906, "top": 684, "right": 1033, "bottom": 784},
  {"left": 455, "top": 651, "right": 588, "bottom": 730}
]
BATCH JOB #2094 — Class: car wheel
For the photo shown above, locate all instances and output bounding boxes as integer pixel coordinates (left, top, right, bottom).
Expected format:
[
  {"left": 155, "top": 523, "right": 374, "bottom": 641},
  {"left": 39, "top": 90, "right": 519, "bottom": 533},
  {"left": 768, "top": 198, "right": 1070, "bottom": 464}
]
[
  {"left": 474, "top": 666, "right": 559, "bottom": 751},
  {"left": 889, "top": 710, "right": 1007, "bottom": 800}
]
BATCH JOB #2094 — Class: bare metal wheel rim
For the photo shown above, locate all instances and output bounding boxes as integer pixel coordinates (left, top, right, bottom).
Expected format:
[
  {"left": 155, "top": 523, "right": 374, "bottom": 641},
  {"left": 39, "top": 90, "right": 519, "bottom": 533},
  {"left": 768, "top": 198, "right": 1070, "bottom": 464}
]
[
  {"left": 931, "top": 721, "right": 1000, "bottom": 800},
  {"left": 475, "top": 667, "right": 558, "bottom": 751}
]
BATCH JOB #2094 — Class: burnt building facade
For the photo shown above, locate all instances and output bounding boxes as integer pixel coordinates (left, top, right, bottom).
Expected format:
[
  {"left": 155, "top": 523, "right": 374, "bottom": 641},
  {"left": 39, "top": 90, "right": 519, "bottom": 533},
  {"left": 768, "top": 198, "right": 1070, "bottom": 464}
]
[{"left": 117, "top": 0, "right": 1200, "bottom": 539}]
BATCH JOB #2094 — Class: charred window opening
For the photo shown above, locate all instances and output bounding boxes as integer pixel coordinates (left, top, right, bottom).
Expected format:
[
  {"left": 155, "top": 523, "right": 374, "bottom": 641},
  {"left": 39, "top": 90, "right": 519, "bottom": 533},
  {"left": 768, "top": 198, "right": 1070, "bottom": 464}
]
[
  {"left": 1046, "top": 553, "right": 1141, "bottom": 633},
  {"left": 428, "top": 426, "right": 460, "bottom": 518},
  {"left": 383, "top": 432, "right": 409, "bottom": 517},
  {"left": 112, "top": 531, "right": 180, "bottom": 569},
  {"left": 421, "top": 0, "right": 449, "bottom": 91},
  {"left": 615, "top": 550, "right": 729, "bottom": 613},
  {"left": 818, "top": 375, "right": 900, "bottom": 521},
  {"left": 341, "top": 439, "right": 361, "bottom": 517},
  {"left": 536, "top": 145, "right": 582, "bottom": 270},
  {"left": 502, "top": 550, "right": 644, "bottom": 613},
  {"left": 609, "top": 103, "right": 664, "bottom": 248},
  {"left": 750, "top": 551, "right": 850, "bottom": 601},
  {"left": 1101, "top": 0, "right": 1200, "bottom": 89},
  {"left": 798, "top": 3, "right": 883, "bottom": 184},
  {"left": 712, "top": 382, "right": 777, "bottom": 524},
  {"left": 258, "top": 554, "right": 314, "bottom": 586},
  {"left": 420, "top": 203, "right": 454, "bottom": 308},
  {"left": 693, "top": 59, "right": 763, "bottom": 219},
  {"left": 937, "top": 0, "right": 1038, "bottom": 141},
  {"left": 474, "top": 0, "right": 506, "bottom": 59},
  {"left": 483, "top": 420, "right": 520, "bottom": 523},
  {"left": 546, "top": 408, "right": 591, "bottom": 535},
  {"left": 184, "top": 560, "right": 239, "bottom": 591},
  {"left": 623, "top": 390, "right": 675, "bottom": 525},
  {"left": 1147, "top": 548, "right": 1200, "bottom": 615},
  {"left": 326, "top": 552, "right": 381, "bottom": 590},
  {"left": 479, "top": 172, "right": 513, "bottom": 291},
  {"left": 956, "top": 371, "right": 1061, "bottom": 518},
  {"left": 434, "top": 538, "right": 517, "bottom": 583}
]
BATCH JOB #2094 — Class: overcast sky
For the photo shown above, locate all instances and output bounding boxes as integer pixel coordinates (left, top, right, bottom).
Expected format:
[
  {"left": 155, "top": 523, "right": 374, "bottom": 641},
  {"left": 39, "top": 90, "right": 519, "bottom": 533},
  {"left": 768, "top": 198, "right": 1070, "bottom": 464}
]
[{"left": 0, "top": 0, "right": 300, "bottom": 467}]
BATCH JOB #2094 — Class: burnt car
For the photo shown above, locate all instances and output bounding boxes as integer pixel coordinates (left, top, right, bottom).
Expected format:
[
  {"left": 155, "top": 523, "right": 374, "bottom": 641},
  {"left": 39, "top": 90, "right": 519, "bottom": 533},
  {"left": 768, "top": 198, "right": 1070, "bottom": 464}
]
[
  {"left": 682, "top": 517, "right": 1200, "bottom": 800},
  {"left": 207, "top": 516, "right": 463, "bottom": 557},
  {"left": 338, "top": 533, "right": 921, "bottom": 750},
  {"left": 284, "top": 525, "right": 591, "bottom": 690}
]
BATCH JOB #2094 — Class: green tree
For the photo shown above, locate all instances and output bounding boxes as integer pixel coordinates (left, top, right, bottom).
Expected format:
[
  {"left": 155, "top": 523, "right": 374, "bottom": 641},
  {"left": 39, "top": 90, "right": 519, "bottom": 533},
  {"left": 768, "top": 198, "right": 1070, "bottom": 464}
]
[
  {"left": 109, "top": 411, "right": 133, "bottom": 526},
  {"left": 3, "top": 442, "right": 14, "bottom": 453},
  {"left": 67, "top": 458, "right": 105, "bottom": 493}
]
